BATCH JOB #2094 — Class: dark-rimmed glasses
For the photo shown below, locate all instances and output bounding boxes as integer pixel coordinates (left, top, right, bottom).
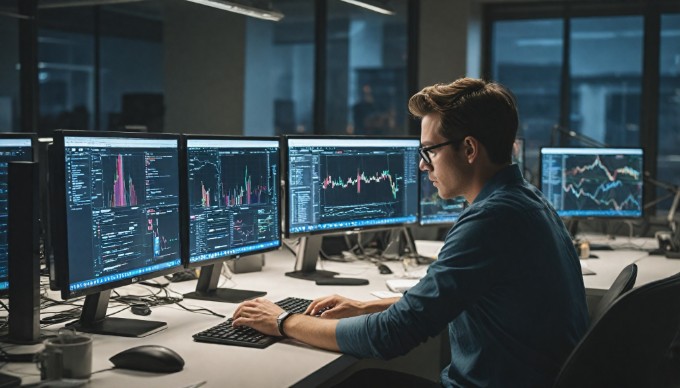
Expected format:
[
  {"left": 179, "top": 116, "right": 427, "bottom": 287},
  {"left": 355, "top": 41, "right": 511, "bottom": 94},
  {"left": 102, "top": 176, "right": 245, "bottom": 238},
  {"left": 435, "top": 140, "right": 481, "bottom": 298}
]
[{"left": 419, "top": 139, "right": 461, "bottom": 164}]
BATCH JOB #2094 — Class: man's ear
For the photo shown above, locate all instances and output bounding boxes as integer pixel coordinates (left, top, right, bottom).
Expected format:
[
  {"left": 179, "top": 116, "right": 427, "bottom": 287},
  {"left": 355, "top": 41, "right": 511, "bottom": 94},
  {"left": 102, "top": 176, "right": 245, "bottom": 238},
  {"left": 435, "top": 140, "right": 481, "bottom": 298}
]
[{"left": 464, "top": 136, "right": 479, "bottom": 163}]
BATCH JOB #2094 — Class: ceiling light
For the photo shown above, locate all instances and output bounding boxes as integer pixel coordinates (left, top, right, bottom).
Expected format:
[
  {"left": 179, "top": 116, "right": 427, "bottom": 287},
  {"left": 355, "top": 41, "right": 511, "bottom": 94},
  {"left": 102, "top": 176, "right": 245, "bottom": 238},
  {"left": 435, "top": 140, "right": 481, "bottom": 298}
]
[
  {"left": 340, "top": 0, "right": 395, "bottom": 15},
  {"left": 184, "top": 0, "right": 284, "bottom": 21}
]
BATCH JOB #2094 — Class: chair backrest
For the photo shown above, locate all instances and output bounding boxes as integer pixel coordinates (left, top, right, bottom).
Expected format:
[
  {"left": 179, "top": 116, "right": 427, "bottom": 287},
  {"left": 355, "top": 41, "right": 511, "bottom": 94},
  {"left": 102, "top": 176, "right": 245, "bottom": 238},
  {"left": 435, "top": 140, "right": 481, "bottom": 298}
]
[
  {"left": 589, "top": 263, "right": 637, "bottom": 324},
  {"left": 554, "top": 272, "right": 680, "bottom": 388}
]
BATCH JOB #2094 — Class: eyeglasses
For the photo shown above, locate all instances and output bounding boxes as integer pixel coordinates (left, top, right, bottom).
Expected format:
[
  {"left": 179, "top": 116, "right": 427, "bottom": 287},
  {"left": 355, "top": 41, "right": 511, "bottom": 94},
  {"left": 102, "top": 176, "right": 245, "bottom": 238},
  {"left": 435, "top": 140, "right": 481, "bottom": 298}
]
[{"left": 418, "top": 139, "right": 461, "bottom": 164}]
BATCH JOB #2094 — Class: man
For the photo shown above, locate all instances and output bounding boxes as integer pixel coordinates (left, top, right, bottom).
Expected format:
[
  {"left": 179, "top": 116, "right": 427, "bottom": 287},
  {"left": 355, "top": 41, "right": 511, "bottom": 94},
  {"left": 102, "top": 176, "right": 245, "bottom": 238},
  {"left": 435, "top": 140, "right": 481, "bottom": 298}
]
[{"left": 233, "top": 77, "right": 589, "bottom": 387}]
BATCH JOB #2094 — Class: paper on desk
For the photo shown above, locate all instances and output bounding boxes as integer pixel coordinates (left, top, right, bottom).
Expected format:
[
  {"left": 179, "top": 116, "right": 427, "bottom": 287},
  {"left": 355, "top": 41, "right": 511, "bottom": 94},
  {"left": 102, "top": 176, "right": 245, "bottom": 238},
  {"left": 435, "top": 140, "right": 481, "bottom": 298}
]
[
  {"left": 580, "top": 260, "right": 596, "bottom": 275},
  {"left": 414, "top": 240, "right": 443, "bottom": 260}
]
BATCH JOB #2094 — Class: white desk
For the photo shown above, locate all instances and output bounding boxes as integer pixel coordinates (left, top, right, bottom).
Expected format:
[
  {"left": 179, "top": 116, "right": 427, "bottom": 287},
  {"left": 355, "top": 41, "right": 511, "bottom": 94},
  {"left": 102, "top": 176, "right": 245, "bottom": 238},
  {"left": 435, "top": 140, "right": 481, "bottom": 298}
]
[
  {"left": 4, "top": 238, "right": 680, "bottom": 387},
  {"left": 0, "top": 250, "right": 439, "bottom": 387}
]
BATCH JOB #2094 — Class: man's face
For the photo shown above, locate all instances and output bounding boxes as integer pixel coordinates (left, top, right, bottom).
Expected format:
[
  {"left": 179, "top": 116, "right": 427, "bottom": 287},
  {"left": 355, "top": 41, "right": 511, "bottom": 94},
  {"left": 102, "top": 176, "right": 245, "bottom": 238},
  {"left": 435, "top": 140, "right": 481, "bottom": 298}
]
[{"left": 419, "top": 113, "right": 470, "bottom": 200}]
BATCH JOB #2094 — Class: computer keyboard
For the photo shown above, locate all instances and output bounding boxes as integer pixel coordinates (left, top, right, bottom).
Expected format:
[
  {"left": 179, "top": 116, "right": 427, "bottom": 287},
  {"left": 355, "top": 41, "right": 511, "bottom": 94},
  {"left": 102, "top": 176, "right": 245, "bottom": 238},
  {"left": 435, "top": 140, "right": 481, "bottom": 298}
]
[{"left": 192, "top": 297, "right": 313, "bottom": 349}]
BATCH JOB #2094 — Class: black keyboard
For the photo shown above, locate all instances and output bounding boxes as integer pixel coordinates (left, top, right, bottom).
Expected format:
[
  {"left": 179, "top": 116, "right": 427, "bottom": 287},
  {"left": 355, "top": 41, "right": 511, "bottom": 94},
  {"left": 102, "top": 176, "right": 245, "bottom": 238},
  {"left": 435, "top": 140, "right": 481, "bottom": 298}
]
[{"left": 192, "top": 297, "right": 313, "bottom": 349}]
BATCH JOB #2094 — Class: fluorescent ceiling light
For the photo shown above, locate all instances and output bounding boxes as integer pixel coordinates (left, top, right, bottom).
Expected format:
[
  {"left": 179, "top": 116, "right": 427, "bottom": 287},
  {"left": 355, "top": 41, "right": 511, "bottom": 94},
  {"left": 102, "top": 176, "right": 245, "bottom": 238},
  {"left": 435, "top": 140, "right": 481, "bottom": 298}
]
[
  {"left": 184, "top": 0, "right": 284, "bottom": 21},
  {"left": 340, "top": 0, "right": 395, "bottom": 15}
]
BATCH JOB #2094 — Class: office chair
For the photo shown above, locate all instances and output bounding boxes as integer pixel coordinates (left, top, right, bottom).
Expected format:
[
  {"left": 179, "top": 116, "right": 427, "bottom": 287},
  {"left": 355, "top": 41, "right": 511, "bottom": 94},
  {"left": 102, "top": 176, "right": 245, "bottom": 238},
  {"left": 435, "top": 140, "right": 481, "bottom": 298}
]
[
  {"left": 589, "top": 263, "right": 637, "bottom": 325},
  {"left": 553, "top": 272, "right": 680, "bottom": 388}
]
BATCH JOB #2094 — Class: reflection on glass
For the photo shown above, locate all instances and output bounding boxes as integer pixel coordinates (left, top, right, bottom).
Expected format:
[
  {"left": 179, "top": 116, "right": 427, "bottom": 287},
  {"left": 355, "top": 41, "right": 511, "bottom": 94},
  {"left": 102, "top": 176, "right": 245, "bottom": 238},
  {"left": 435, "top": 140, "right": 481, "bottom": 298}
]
[
  {"left": 657, "top": 13, "right": 680, "bottom": 212},
  {"left": 244, "top": 0, "right": 315, "bottom": 136},
  {"left": 491, "top": 19, "right": 563, "bottom": 184},
  {"left": 570, "top": 16, "right": 643, "bottom": 148},
  {"left": 325, "top": 0, "right": 408, "bottom": 135},
  {"left": 0, "top": 13, "right": 20, "bottom": 131}
]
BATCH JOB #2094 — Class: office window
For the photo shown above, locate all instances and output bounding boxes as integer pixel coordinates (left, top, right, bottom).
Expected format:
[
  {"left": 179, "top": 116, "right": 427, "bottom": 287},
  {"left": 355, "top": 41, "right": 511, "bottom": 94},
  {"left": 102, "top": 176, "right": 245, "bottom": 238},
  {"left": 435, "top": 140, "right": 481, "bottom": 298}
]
[
  {"left": 99, "top": 3, "right": 164, "bottom": 132},
  {"left": 0, "top": 5, "right": 19, "bottom": 131},
  {"left": 38, "top": 7, "right": 95, "bottom": 131},
  {"left": 37, "top": 3, "right": 164, "bottom": 133},
  {"left": 243, "top": 0, "right": 314, "bottom": 136},
  {"left": 324, "top": 0, "right": 409, "bottom": 135},
  {"left": 658, "top": 13, "right": 680, "bottom": 210},
  {"left": 491, "top": 19, "right": 563, "bottom": 182},
  {"left": 570, "top": 16, "right": 643, "bottom": 148}
]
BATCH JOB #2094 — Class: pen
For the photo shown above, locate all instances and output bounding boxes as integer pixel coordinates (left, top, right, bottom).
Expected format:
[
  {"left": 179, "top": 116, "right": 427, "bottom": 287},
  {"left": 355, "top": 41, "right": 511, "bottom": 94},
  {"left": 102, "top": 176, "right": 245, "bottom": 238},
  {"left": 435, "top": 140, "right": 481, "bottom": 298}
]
[{"left": 181, "top": 381, "right": 206, "bottom": 388}]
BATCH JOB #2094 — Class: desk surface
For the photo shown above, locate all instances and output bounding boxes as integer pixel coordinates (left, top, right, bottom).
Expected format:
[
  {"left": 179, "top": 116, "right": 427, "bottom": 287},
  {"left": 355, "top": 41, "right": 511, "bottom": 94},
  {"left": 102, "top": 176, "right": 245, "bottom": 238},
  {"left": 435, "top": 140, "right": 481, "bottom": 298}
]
[
  {"left": 2, "top": 250, "right": 404, "bottom": 388},
  {"left": 3, "top": 236, "right": 680, "bottom": 387}
]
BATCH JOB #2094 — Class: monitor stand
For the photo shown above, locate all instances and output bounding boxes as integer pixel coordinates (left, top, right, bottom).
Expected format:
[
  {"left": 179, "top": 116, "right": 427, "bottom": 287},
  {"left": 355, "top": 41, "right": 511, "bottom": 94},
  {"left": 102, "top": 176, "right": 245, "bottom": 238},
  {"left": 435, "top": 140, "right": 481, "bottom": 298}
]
[
  {"left": 183, "top": 262, "right": 266, "bottom": 303},
  {"left": 381, "top": 227, "right": 433, "bottom": 264},
  {"left": 67, "top": 290, "right": 166, "bottom": 337},
  {"left": 285, "top": 235, "right": 338, "bottom": 281}
]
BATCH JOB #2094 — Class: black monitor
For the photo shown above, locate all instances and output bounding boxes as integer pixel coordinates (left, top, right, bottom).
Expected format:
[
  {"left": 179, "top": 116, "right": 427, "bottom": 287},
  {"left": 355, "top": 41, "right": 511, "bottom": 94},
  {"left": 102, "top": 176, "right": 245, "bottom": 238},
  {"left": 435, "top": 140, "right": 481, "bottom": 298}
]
[
  {"left": 182, "top": 135, "right": 281, "bottom": 303},
  {"left": 419, "top": 171, "right": 466, "bottom": 226},
  {"left": 0, "top": 134, "right": 35, "bottom": 296},
  {"left": 540, "top": 147, "right": 644, "bottom": 218},
  {"left": 50, "top": 130, "right": 183, "bottom": 337},
  {"left": 284, "top": 136, "right": 419, "bottom": 280},
  {"left": 513, "top": 137, "right": 525, "bottom": 174}
]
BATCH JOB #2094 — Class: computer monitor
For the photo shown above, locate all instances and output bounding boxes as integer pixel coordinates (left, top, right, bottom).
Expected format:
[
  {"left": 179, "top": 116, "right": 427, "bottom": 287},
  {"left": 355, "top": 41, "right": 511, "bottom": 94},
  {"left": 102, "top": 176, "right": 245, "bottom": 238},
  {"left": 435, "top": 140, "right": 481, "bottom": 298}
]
[
  {"left": 419, "top": 171, "right": 466, "bottom": 226},
  {"left": 0, "top": 134, "right": 35, "bottom": 296},
  {"left": 513, "top": 137, "right": 525, "bottom": 173},
  {"left": 182, "top": 135, "right": 281, "bottom": 303},
  {"left": 50, "top": 130, "right": 183, "bottom": 337},
  {"left": 540, "top": 147, "right": 644, "bottom": 218},
  {"left": 284, "top": 136, "right": 419, "bottom": 280}
]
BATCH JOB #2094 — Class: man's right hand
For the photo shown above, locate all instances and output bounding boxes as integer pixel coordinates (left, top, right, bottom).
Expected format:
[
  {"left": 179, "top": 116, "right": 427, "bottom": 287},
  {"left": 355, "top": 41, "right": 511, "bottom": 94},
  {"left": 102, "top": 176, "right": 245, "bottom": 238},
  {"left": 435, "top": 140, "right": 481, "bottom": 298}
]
[{"left": 305, "top": 295, "right": 367, "bottom": 319}]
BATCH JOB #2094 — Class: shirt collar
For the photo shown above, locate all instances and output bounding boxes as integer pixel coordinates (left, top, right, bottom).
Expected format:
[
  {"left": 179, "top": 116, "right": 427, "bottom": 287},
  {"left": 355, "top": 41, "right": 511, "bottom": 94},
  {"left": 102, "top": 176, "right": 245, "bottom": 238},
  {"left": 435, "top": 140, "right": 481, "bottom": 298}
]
[{"left": 473, "top": 164, "right": 523, "bottom": 203}]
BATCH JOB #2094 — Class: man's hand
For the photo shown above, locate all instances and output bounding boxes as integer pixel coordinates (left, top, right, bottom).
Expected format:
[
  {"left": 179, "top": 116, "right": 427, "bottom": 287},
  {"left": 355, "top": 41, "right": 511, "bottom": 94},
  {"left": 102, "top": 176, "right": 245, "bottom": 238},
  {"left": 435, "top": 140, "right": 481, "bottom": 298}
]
[
  {"left": 232, "top": 298, "right": 284, "bottom": 336},
  {"left": 305, "top": 295, "right": 367, "bottom": 319}
]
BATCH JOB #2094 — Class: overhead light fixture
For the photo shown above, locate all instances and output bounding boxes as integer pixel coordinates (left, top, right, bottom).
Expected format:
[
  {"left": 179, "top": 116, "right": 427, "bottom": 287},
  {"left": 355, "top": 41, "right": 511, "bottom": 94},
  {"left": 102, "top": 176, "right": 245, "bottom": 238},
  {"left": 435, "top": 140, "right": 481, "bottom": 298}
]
[
  {"left": 340, "top": 0, "right": 395, "bottom": 15},
  {"left": 184, "top": 0, "right": 284, "bottom": 21}
]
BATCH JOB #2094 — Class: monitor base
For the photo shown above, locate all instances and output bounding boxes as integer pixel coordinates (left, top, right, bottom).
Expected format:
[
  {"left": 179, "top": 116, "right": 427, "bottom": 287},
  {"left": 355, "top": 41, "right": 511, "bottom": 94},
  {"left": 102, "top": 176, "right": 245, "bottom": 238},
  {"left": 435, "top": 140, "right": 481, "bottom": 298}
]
[
  {"left": 67, "top": 317, "right": 166, "bottom": 338},
  {"left": 183, "top": 288, "right": 266, "bottom": 303},
  {"left": 285, "top": 270, "right": 338, "bottom": 281}
]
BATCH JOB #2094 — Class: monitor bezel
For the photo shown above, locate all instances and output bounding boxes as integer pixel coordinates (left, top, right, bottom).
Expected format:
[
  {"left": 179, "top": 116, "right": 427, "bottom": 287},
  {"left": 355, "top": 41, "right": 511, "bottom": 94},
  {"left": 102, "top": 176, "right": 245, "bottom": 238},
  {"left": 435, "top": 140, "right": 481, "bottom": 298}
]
[
  {"left": 282, "top": 134, "right": 421, "bottom": 238},
  {"left": 539, "top": 146, "right": 645, "bottom": 219},
  {"left": 50, "top": 130, "right": 184, "bottom": 300},
  {"left": 180, "top": 134, "right": 282, "bottom": 269},
  {"left": 0, "top": 133, "right": 36, "bottom": 297}
]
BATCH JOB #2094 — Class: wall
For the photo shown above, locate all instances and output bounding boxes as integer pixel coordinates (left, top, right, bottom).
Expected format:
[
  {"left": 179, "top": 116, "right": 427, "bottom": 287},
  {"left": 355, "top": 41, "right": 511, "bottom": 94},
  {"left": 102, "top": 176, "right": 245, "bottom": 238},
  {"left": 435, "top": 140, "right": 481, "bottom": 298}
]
[
  {"left": 163, "top": 0, "right": 246, "bottom": 135},
  {"left": 417, "top": 0, "right": 476, "bottom": 88}
]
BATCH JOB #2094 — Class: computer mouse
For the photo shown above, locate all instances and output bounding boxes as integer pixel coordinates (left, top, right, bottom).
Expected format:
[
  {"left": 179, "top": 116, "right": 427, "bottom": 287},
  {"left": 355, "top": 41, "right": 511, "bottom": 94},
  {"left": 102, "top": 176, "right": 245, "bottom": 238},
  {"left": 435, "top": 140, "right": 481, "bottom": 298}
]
[
  {"left": 109, "top": 345, "right": 185, "bottom": 373},
  {"left": 377, "top": 264, "right": 393, "bottom": 275}
]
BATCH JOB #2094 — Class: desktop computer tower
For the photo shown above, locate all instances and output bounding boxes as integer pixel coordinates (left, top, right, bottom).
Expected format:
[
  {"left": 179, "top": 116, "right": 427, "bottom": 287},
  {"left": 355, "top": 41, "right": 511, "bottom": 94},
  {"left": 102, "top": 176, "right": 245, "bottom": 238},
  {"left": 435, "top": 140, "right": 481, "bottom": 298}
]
[{"left": 7, "top": 161, "right": 41, "bottom": 344}]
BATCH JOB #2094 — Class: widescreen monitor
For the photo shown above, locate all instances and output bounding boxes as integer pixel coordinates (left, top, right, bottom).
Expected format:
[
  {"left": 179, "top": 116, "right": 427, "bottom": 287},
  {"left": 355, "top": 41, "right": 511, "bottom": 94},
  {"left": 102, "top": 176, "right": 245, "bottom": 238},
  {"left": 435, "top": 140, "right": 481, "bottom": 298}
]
[
  {"left": 0, "top": 135, "right": 35, "bottom": 295},
  {"left": 182, "top": 136, "right": 281, "bottom": 303},
  {"left": 283, "top": 136, "right": 419, "bottom": 281},
  {"left": 419, "top": 171, "right": 466, "bottom": 226},
  {"left": 50, "top": 130, "right": 183, "bottom": 336},
  {"left": 540, "top": 147, "right": 644, "bottom": 218}
]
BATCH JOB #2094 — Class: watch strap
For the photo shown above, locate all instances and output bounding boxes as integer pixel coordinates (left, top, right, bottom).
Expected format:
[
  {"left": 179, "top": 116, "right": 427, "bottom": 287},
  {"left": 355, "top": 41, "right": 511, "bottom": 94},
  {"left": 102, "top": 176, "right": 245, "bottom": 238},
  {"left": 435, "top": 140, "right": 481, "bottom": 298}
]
[{"left": 277, "top": 311, "right": 295, "bottom": 338}]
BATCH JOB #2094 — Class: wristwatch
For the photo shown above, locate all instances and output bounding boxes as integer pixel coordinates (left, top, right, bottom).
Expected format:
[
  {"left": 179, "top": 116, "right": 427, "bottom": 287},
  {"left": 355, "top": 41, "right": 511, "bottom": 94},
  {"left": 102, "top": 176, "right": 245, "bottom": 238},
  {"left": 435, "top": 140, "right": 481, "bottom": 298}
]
[{"left": 276, "top": 311, "right": 295, "bottom": 338}]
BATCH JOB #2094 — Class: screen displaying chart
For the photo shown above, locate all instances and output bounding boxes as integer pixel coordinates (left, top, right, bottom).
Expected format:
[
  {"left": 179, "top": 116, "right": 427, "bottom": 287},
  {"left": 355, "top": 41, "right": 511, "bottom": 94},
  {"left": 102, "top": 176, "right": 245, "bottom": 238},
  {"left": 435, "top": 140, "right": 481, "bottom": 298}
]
[
  {"left": 419, "top": 171, "right": 466, "bottom": 225},
  {"left": 186, "top": 138, "right": 280, "bottom": 263},
  {"left": 63, "top": 136, "right": 181, "bottom": 292},
  {"left": 0, "top": 138, "right": 33, "bottom": 292},
  {"left": 286, "top": 137, "right": 419, "bottom": 235},
  {"left": 540, "top": 147, "right": 644, "bottom": 218}
]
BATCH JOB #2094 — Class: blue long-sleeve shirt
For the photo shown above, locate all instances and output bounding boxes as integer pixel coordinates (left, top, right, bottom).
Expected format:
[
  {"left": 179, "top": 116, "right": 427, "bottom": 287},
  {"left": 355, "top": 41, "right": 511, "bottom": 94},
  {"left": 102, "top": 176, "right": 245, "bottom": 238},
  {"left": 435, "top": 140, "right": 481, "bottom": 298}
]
[{"left": 336, "top": 164, "right": 589, "bottom": 387}]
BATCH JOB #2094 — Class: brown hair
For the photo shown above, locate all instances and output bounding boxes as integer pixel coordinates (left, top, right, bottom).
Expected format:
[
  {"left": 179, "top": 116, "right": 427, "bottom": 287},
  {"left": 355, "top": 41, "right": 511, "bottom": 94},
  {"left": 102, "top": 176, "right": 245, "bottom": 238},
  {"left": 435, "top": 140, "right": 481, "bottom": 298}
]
[{"left": 408, "top": 78, "right": 518, "bottom": 164}]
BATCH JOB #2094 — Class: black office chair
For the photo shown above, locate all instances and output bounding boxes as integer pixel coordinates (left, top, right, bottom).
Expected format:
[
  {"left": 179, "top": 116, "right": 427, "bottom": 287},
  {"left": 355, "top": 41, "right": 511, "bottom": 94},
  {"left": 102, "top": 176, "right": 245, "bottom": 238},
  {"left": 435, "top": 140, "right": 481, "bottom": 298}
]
[
  {"left": 588, "top": 263, "right": 637, "bottom": 325},
  {"left": 553, "top": 272, "right": 680, "bottom": 388}
]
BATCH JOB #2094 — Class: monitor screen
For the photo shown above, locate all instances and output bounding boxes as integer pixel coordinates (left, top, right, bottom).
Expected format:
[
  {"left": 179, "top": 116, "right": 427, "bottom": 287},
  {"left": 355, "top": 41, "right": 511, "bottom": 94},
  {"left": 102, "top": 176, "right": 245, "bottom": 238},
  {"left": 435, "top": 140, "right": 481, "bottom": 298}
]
[
  {"left": 184, "top": 137, "right": 281, "bottom": 266},
  {"left": 285, "top": 136, "right": 419, "bottom": 236},
  {"left": 419, "top": 171, "right": 466, "bottom": 226},
  {"left": 513, "top": 137, "right": 525, "bottom": 173},
  {"left": 0, "top": 136, "right": 34, "bottom": 293},
  {"left": 540, "top": 147, "right": 644, "bottom": 218},
  {"left": 51, "top": 131, "right": 183, "bottom": 300}
]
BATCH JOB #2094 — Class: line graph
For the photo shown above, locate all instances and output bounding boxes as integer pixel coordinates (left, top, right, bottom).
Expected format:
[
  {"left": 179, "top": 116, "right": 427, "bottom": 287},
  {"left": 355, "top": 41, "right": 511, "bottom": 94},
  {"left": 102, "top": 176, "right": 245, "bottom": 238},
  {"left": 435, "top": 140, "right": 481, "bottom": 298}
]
[{"left": 561, "top": 154, "right": 643, "bottom": 214}]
